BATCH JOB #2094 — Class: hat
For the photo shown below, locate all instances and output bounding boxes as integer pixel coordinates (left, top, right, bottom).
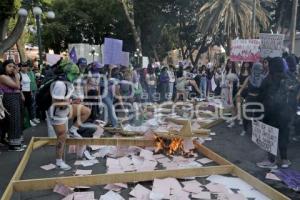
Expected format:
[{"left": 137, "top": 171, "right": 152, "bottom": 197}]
[
  {"left": 50, "top": 81, "right": 74, "bottom": 100},
  {"left": 77, "top": 58, "right": 87, "bottom": 66}
]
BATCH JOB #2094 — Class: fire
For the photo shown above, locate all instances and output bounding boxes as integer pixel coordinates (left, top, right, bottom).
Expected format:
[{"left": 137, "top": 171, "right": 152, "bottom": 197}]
[
  {"left": 154, "top": 135, "right": 190, "bottom": 156},
  {"left": 168, "top": 138, "right": 184, "bottom": 155}
]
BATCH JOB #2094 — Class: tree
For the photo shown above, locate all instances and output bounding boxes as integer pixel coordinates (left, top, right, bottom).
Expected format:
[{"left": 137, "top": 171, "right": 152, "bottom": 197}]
[
  {"left": 197, "top": 0, "right": 273, "bottom": 53},
  {"left": 0, "top": 0, "right": 27, "bottom": 54}
]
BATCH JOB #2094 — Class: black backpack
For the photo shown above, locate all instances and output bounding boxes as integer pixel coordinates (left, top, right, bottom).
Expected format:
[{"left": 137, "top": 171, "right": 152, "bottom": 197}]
[{"left": 36, "top": 78, "right": 57, "bottom": 113}]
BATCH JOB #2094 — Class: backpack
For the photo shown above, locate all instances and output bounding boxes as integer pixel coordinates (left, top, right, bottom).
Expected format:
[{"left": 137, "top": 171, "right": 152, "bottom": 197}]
[
  {"left": 270, "top": 77, "right": 298, "bottom": 113},
  {"left": 36, "top": 78, "right": 57, "bottom": 112}
]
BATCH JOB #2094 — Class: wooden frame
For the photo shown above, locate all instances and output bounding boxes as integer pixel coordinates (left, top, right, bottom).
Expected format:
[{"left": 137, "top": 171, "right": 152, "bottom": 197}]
[{"left": 1, "top": 137, "right": 290, "bottom": 200}]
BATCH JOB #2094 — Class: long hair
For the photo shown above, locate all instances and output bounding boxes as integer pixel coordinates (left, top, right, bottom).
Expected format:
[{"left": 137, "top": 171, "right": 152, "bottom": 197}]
[
  {"left": 240, "top": 62, "right": 253, "bottom": 74},
  {"left": 0, "top": 59, "right": 15, "bottom": 75},
  {"left": 225, "top": 60, "right": 236, "bottom": 74}
]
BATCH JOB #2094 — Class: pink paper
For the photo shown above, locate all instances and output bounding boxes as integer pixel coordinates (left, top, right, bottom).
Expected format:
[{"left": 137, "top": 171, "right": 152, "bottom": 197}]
[
  {"left": 266, "top": 173, "right": 281, "bottom": 181},
  {"left": 139, "top": 149, "right": 155, "bottom": 161},
  {"left": 40, "top": 163, "right": 56, "bottom": 171},
  {"left": 191, "top": 191, "right": 211, "bottom": 199},
  {"left": 118, "top": 156, "right": 133, "bottom": 168},
  {"left": 129, "top": 184, "right": 151, "bottom": 200},
  {"left": 182, "top": 184, "right": 203, "bottom": 194},
  {"left": 205, "top": 183, "right": 229, "bottom": 193},
  {"left": 197, "top": 158, "right": 213, "bottom": 165},
  {"left": 73, "top": 191, "right": 95, "bottom": 200},
  {"left": 183, "top": 138, "right": 194, "bottom": 152},
  {"left": 152, "top": 179, "right": 171, "bottom": 199},
  {"left": 75, "top": 169, "right": 92, "bottom": 176},
  {"left": 104, "top": 184, "right": 122, "bottom": 192},
  {"left": 53, "top": 184, "right": 73, "bottom": 196},
  {"left": 61, "top": 194, "right": 74, "bottom": 200}
]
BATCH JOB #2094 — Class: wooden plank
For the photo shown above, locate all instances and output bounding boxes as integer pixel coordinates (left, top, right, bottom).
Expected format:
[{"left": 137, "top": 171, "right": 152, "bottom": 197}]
[
  {"left": 232, "top": 166, "right": 291, "bottom": 200},
  {"left": 193, "top": 142, "right": 232, "bottom": 166},
  {"left": 13, "top": 166, "right": 234, "bottom": 192},
  {"left": 33, "top": 137, "right": 155, "bottom": 147},
  {"left": 201, "top": 118, "right": 224, "bottom": 129},
  {"left": 32, "top": 141, "right": 49, "bottom": 150},
  {"left": 0, "top": 182, "right": 13, "bottom": 200},
  {"left": 1, "top": 138, "right": 35, "bottom": 200}
]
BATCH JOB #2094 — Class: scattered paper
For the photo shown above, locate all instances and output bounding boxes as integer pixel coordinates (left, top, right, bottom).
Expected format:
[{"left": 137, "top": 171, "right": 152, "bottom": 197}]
[
  {"left": 129, "top": 184, "right": 151, "bottom": 199},
  {"left": 218, "top": 193, "right": 247, "bottom": 200},
  {"left": 205, "top": 183, "right": 229, "bottom": 194},
  {"left": 53, "top": 184, "right": 73, "bottom": 196},
  {"left": 140, "top": 149, "right": 155, "bottom": 161},
  {"left": 61, "top": 194, "right": 74, "bottom": 200},
  {"left": 73, "top": 191, "right": 94, "bottom": 200},
  {"left": 191, "top": 191, "right": 211, "bottom": 199},
  {"left": 266, "top": 173, "right": 281, "bottom": 181},
  {"left": 100, "top": 190, "right": 125, "bottom": 200},
  {"left": 75, "top": 169, "right": 92, "bottom": 176},
  {"left": 40, "top": 163, "right": 56, "bottom": 171},
  {"left": 197, "top": 158, "right": 213, "bottom": 165}
]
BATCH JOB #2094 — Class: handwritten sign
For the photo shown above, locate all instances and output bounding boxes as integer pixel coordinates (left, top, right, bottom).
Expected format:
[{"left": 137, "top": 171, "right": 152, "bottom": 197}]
[
  {"left": 119, "top": 52, "right": 129, "bottom": 67},
  {"left": 260, "top": 33, "right": 284, "bottom": 58},
  {"left": 46, "top": 54, "right": 61, "bottom": 65},
  {"left": 103, "top": 38, "right": 123, "bottom": 65},
  {"left": 230, "top": 39, "right": 261, "bottom": 62},
  {"left": 142, "top": 57, "right": 149, "bottom": 68},
  {"left": 252, "top": 120, "right": 279, "bottom": 156}
]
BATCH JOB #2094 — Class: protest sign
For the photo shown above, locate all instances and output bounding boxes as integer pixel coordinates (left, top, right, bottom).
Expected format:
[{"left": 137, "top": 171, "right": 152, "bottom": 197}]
[
  {"left": 46, "top": 54, "right": 61, "bottom": 65},
  {"left": 142, "top": 57, "right": 149, "bottom": 68},
  {"left": 119, "top": 52, "right": 130, "bottom": 67},
  {"left": 252, "top": 121, "right": 279, "bottom": 156},
  {"left": 103, "top": 38, "right": 123, "bottom": 65},
  {"left": 230, "top": 39, "right": 261, "bottom": 62},
  {"left": 260, "top": 33, "right": 285, "bottom": 58}
]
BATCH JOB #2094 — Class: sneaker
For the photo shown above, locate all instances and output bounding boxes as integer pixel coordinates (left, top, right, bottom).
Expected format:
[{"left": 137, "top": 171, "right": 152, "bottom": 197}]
[
  {"left": 281, "top": 160, "right": 291, "bottom": 168},
  {"left": 256, "top": 160, "right": 278, "bottom": 169},
  {"left": 56, "top": 161, "right": 71, "bottom": 171},
  {"left": 8, "top": 145, "right": 25, "bottom": 152},
  {"left": 32, "top": 118, "right": 40, "bottom": 124},
  {"left": 227, "top": 122, "right": 235, "bottom": 128},
  {"left": 69, "top": 129, "right": 82, "bottom": 139},
  {"left": 240, "top": 131, "right": 246, "bottom": 136},
  {"left": 30, "top": 120, "right": 37, "bottom": 127},
  {"left": 83, "top": 150, "right": 95, "bottom": 160}
]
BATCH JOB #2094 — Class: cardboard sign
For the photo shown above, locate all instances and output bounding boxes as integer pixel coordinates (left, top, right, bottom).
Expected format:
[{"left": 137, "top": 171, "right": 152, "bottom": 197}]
[
  {"left": 119, "top": 52, "right": 129, "bottom": 67},
  {"left": 230, "top": 39, "right": 261, "bottom": 62},
  {"left": 46, "top": 54, "right": 61, "bottom": 65},
  {"left": 260, "top": 33, "right": 285, "bottom": 58},
  {"left": 252, "top": 121, "right": 279, "bottom": 156},
  {"left": 103, "top": 38, "right": 123, "bottom": 65},
  {"left": 142, "top": 57, "right": 149, "bottom": 68}
]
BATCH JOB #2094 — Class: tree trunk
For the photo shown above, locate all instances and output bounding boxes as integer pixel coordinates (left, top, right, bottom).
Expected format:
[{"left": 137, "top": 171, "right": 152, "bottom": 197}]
[
  {"left": 121, "top": 0, "right": 142, "bottom": 53},
  {"left": 0, "top": 16, "right": 27, "bottom": 54},
  {"left": 275, "top": 1, "right": 286, "bottom": 33},
  {"left": 290, "top": 0, "right": 298, "bottom": 53},
  {"left": 17, "top": 38, "right": 26, "bottom": 62},
  {"left": 152, "top": 45, "right": 159, "bottom": 62},
  {"left": 0, "top": 18, "right": 9, "bottom": 41}
]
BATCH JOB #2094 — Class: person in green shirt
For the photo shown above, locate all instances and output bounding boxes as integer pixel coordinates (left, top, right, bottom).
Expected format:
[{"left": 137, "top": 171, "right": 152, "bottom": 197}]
[{"left": 27, "top": 60, "right": 40, "bottom": 124}]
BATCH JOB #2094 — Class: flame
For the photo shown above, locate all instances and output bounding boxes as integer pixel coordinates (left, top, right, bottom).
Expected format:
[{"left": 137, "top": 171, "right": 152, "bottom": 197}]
[
  {"left": 168, "top": 138, "right": 184, "bottom": 155},
  {"left": 154, "top": 135, "right": 187, "bottom": 156}
]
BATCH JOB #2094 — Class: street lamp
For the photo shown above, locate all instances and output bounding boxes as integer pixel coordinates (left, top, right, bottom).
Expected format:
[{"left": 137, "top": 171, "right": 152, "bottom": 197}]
[
  {"left": 18, "top": 6, "right": 55, "bottom": 67},
  {"left": 89, "top": 47, "right": 99, "bottom": 62},
  {"left": 134, "top": 48, "right": 142, "bottom": 65}
]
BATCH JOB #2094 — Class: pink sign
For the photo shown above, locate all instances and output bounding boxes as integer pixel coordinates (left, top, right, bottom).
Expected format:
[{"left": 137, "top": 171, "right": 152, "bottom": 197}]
[{"left": 230, "top": 39, "right": 261, "bottom": 62}]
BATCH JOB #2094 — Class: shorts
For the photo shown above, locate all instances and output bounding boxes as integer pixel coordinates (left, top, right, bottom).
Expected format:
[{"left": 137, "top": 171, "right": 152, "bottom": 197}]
[{"left": 47, "top": 105, "right": 71, "bottom": 125}]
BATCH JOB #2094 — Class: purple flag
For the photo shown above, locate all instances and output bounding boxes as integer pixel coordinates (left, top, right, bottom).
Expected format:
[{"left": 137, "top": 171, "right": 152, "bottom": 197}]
[
  {"left": 274, "top": 169, "right": 300, "bottom": 191},
  {"left": 69, "top": 47, "right": 77, "bottom": 63}
]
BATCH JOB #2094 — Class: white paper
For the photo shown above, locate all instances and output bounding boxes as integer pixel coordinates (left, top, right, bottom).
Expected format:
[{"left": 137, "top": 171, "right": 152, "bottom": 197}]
[{"left": 100, "top": 190, "right": 125, "bottom": 200}]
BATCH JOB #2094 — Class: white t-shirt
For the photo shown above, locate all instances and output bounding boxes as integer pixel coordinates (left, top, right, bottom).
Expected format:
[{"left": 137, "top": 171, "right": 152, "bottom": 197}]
[{"left": 20, "top": 72, "right": 31, "bottom": 92}]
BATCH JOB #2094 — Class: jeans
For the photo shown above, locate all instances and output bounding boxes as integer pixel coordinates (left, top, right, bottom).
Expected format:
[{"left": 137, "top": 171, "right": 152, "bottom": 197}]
[
  {"left": 200, "top": 77, "right": 207, "bottom": 98},
  {"left": 148, "top": 85, "right": 156, "bottom": 102},
  {"left": 169, "top": 82, "right": 174, "bottom": 101},
  {"left": 102, "top": 96, "right": 117, "bottom": 127},
  {"left": 160, "top": 83, "right": 169, "bottom": 103}
]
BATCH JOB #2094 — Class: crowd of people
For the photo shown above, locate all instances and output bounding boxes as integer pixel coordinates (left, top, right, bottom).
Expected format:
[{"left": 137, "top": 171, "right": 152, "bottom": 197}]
[{"left": 0, "top": 53, "right": 299, "bottom": 170}]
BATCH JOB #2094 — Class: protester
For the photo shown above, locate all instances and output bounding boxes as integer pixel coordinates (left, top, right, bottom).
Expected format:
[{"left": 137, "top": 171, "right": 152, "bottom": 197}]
[
  {"left": 27, "top": 61, "right": 40, "bottom": 123},
  {"left": 0, "top": 60, "right": 24, "bottom": 151},
  {"left": 146, "top": 66, "right": 157, "bottom": 102},
  {"left": 213, "top": 66, "right": 222, "bottom": 96},
  {"left": 167, "top": 65, "right": 176, "bottom": 101},
  {"left": 257, "top": 57, "right": 293, "bottom": 169},
  {"left": 159, "top": 66, "right": 170, "bottom": 102},
  {"left": 199, "top": 65, "right": 208, "bottom": 99},
  {"left": 237, "top": 63, "right": 265, "bottom": 136},
  {"left": 20, "top": 62, "right": 38, "bottom": 127}
]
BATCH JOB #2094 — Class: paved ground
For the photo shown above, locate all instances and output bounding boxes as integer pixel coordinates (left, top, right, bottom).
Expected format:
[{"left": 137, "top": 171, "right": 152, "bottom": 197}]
[{"left": 0, "top": 122, "right": 299, "bottom": 199}]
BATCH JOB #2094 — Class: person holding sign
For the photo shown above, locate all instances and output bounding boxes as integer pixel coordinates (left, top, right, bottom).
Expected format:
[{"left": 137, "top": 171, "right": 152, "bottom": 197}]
[{"left": 256, "top": 57, "right": 293, "bottom": 169}]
